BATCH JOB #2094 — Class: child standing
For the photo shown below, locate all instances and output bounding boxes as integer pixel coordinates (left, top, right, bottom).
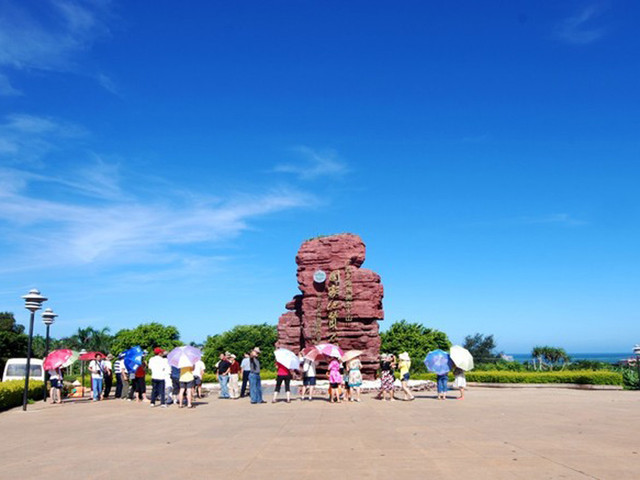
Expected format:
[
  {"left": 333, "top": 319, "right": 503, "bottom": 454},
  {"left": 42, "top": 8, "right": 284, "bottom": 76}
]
[
  {"left": 453, "top": 367, "right": 466, "bottom": 400},
  {"left": 328, "top": 358, "right": 342, "bottom": 403}
]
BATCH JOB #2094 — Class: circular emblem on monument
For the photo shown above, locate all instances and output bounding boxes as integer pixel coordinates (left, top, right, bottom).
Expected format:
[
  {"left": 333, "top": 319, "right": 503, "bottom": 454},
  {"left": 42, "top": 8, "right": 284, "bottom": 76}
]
[{"left": 313, "top": 270, "right": 327, "bottom": 283}]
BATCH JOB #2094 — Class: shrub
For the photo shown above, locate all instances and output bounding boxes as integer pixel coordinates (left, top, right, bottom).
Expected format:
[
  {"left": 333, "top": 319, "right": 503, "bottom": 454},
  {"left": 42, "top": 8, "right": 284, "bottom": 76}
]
[
  {"left": 620, "top": 367, "right": 639, "bottom": 389},
  {"left": 0, "top": 380, "right": 45, "bottom": 411},
  {"left": 464, "top": 370, "right": 622, "bottom": 385}
]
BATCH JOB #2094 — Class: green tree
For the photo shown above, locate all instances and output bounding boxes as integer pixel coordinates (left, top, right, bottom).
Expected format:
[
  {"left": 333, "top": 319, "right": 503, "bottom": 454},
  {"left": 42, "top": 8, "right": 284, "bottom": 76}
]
[
  {"left": 63, "top": 327, "right": 113, "bottom": 353},
  {"left": 380, "top": 320, "right": 451, "bottom": 373},
  {"left": 463, "top": 333, "right": 500, "bottom": 363},
  {"left": 202, "top": 323, "right": 278, "bottom": 372},
  {"left": 0, "top": 312, "right": 28, "bottom": 373},
  {"left": 531, "top": 346, "right": 570, "bottom": 371},
  {"left": 110, "top": 322, "right": 182, "bottom": 354}
]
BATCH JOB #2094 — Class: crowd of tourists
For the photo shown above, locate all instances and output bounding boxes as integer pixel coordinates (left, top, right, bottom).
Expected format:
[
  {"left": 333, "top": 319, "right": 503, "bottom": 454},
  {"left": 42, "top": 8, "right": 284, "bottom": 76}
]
[{"left": 46, "top": 347, "right": 467, "bottom": 407}]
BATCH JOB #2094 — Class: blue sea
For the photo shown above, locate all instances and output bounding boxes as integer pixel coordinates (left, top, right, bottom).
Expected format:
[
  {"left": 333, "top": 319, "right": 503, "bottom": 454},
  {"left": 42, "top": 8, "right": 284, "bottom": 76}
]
[{"left": 506, "top": 353, "right": 632, "bottom": 364}]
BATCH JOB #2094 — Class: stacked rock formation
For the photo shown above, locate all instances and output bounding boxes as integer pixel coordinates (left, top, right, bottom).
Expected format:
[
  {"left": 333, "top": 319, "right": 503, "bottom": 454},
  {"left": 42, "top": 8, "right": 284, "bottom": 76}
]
[{"left": 276, "top": 234, "right": 384, "bottom": 379}]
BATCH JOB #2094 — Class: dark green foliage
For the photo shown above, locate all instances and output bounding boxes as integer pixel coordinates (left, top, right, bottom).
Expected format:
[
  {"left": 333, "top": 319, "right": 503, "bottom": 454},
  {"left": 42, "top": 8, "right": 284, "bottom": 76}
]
[
  {"left": 110, "top": 323, "right": 182, "bottom": 354},
  {"left": 531, "top": 346, "right": 571, "bottom": 370},
  {"left": 380, "top": 320, "right": 451, "bottom": 373},
  {"left": 463, "top": 333, "right": 500, "bottom": 362},
  {"left": 620, "top": 366, "right": 639, "bottom": 389},
  {"left": 0, "top": 380, "right": 44, "bottom": 411},
  {"left": 61, "top": 327, "right": 114, "bottom": 354},
  {"left": 464, "top": 370, "right": 622, "bottom": 385},
  {"left": 202, "top": 324, "right": 278, "bottom": 372},
  {"left": 0, "top": 312, "right": 28, "bottom": 374},
  {"left": 474, "top": 359, "right": 527, "bottom": 371}
]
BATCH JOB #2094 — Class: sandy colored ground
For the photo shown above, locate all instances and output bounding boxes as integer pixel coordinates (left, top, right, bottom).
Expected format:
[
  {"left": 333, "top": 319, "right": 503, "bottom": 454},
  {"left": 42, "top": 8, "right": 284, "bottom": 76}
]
[{"left": 1, "top": 388, "right": 638, "bottom": 480}]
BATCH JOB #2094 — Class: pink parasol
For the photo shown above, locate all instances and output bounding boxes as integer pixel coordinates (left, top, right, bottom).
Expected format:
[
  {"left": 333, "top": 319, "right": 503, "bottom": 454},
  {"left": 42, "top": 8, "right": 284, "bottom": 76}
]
[
  {"left": 79, "top": 351, "right": 106, "bottom": 361},
  {"left": 314, "top": 343, "right": 344, "bottom": 359},
  {"left": 44, "top": 349, "right": 79, "bottom": 370}
]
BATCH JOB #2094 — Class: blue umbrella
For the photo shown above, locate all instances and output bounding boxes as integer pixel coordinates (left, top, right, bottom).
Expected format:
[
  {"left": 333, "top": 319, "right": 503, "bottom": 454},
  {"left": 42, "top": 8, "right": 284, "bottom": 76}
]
[
  {"left": 123, "top": 346, "right": 144, "bottom": 373},
  {"left": 424, "top": 349, "right": 451, "bottom": 375}
]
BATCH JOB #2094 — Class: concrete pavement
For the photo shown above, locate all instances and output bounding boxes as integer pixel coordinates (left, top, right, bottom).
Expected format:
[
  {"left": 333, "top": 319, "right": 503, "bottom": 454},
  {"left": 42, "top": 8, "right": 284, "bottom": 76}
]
[{"left": 1, "top": 388, "right": 638, "bottom": 479}]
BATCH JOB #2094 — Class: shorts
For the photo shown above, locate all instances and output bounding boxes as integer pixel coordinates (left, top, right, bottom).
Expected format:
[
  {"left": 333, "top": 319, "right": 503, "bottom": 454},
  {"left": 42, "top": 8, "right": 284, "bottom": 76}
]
[
  {"left": 402, "top": 373, "right": 410, "bottom": 382},
  {"left": 194, "top": 376, "right": 202, "bottom": 386},
  {"left": 50, "top": 379, "right": 62, "bottom": 389},
  {"left": 303, "top": 376, "right": 316, "bottom": 386},
  {"left": 179, "top": 381, "right": 194, "bottom": 389},
  {"left": 329, "top": 382, "right": 340, "bottom": 389}
]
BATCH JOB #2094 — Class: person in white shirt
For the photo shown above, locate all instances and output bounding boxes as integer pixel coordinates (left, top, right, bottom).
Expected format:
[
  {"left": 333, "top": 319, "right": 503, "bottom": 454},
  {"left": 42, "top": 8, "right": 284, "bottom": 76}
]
[
  {"left": 148, "top": 348, "right": 169, "bottom": 407},
  {"left": 88, "top": 353, "right": 105, "bottom": 401},
  {"left": 103, "top": 354, "right": 113, "bottom": 399},
  {"left": 240, "top": 353, "right": 251, "bottom": 397},
  {"left": 193, "top": 358, "right": 206, "bottom": 399}
]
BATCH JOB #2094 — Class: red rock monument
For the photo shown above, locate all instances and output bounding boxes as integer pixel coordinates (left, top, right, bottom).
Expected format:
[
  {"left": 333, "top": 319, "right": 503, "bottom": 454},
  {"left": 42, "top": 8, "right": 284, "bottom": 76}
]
[{"left": 276, "top": 233, "right": 384, "bottom": 379}]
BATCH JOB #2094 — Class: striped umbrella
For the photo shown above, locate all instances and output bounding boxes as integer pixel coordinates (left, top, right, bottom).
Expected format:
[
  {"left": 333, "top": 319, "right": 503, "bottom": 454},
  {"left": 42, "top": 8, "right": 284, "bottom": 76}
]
[{"left": 314, "top": 343, "right": 344, "bottom": 359}]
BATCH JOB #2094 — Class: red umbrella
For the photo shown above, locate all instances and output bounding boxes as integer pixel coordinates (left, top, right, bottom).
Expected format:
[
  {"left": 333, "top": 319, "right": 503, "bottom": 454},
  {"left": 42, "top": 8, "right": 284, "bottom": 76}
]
[
  {"left": 79, "top": 351, "right": 106, "bottom": 361},
  {"left": 44, "top": 349, "right": 79, "bottom": 370}
]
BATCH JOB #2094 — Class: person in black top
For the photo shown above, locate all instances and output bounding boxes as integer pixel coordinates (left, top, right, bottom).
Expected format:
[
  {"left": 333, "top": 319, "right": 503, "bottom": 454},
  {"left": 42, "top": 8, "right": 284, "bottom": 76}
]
[
  {"left": 379, "top": 354, "right": 396, "bottom": 401},
  {"left": 217, "top": 353, "right": 231, "bottom": 399}
]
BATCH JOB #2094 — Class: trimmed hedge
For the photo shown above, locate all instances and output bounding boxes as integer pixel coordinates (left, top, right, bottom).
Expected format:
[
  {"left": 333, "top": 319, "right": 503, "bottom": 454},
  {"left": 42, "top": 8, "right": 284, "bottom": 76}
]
[
  {"left": 0, "top": 380, "right": 44, "bottom": 411},
  {"left": 409, "top": 370, "right": 622, "bottom": 385},
  {"left": 463, "top": 370, "right": 621, "bottom": 385}
]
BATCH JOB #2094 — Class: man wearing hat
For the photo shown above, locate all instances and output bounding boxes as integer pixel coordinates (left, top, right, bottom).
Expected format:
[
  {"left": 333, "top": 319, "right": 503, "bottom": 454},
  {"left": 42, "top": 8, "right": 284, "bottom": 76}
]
[
  {"left": 249, "top": 347, "right": 265, "bottom": 404},
  {"left": 149, "top": 347, "right": 169, "bottom": 407},
  {"left": 103, "top": 354, "right": 114, "bottom": 399}
]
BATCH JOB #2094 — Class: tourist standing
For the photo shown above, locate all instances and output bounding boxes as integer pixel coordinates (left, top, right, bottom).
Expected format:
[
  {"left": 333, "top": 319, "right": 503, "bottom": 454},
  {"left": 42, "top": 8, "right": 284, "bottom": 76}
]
[
  {"left": 103, "top": 354, "right": 113, "bottom": 399},
  {"left": 240, "top": 352, "right": 251, "bottom": 397},
  {"left": 114, "top": 353, "right": 125, "bottom": 398},
  {"left": 193, "top": 357, "right": 206, "bottom": 399},
  {"left": 217, "top": 353, "right": 231, "bottom": 399},
  {"left": 170, "top": 365, "right": 181, "bottom": 405},
  {"left": 436, "top": 372, "right": 448, "bottom": 400},
  {"left": 348, "top": 357, "right": 363, "bottom": 402},
  {"left": 379, "top": 354, "right": 396, "bottom": 401},
  {"left": 300, "top": 355, "right": 316, "bottom": 401},
  {"left": 398, "top": 352, "right": 415, "bottom": 401},
  {"left": 164, "top": 355, "right": 174, "bottom": 405},
  {"left": 272, "top": 361, "right": 292, "bottom": 403},
  {"left": 149, "top": 348, "right": 168, "bottom": 407},
  {"left": 328, "top": 357, "right": 342, "bottom": 403},
  {"left": 453, "top": 367, "right": 466, "bottom": 400},
  {"left": 88, "top": 353, "right": 105, "bottom": 401},
  {"left": 131, "top": 361, "right": 147, "bottom": 402},
  {"left": 48, "top": 366, "right": 63, "bottom": 404},
  {"left": 249, "top": 348, "right": 264, "bottom": 404},
  {"left": 178, "top": 364, "right": 195, "bottom": 408},
  {"left": 228, "top": 354, "right": 240, "bottom": 399}
]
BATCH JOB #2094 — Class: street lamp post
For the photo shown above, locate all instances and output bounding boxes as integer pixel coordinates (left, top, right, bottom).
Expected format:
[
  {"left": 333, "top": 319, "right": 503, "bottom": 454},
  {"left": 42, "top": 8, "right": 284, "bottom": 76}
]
[
  {"left": 633, "top": 344, "right": 640, "bottom": 389},
  {"left": 41, "top": 308, "right": 58, "bottom": 402},
  {"left": 80, "top": 349, "right": 87, "bottom": 397},
  {"left": 21, "top": 289, "right": 48, "bottom": 411}
]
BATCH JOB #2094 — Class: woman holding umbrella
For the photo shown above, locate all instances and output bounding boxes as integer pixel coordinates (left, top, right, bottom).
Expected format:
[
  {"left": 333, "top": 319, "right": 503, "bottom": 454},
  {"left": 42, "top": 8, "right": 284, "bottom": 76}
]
[
  {"left": 272, "top": 348, "right": 299, "bottom": 403},
  {"left": 449, "top": 346, "right": 474, "bottom": 400},
  {"left": 397, "top": 352, "right": 415, "bottom": 401}
]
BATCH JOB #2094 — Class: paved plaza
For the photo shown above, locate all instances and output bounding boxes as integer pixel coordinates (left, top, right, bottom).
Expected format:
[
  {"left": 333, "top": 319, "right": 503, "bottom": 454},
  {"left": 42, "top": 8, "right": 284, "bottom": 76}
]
[{"left": 1, "top": 388, "right": 639, "bottom": 479}]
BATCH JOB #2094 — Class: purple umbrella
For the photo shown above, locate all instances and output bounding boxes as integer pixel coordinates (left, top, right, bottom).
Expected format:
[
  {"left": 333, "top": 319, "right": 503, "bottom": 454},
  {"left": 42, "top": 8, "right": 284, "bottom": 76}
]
[{"left": 167, "top": 346, "right": 202, "bottom": 368}]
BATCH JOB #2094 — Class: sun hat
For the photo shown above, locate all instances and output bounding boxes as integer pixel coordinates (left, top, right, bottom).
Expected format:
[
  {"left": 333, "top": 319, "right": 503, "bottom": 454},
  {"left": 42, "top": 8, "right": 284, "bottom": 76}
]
[
  {"left": 253, "top": 347, "right": 261, "bottom": 353},
  {"left": 399, "top": 352, "right": 410, "bottom": 361},
  {"left": 106, "top": 354, "right": 114, "bottom": 360},
  {"left": 154, "top": 347, "right": 165, "bottom": 355}
]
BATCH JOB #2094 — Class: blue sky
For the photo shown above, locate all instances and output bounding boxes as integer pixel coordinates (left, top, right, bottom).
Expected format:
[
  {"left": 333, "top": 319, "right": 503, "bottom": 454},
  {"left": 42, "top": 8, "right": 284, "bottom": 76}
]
[{"left": 0, "top": 0, "right": 638, "bottom": 353}]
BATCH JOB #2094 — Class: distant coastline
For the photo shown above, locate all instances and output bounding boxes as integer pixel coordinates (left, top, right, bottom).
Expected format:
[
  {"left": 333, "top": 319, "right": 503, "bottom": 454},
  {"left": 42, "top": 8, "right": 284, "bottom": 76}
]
[{"left": 507, "top": 353, "right": 632, "bottom": 364}]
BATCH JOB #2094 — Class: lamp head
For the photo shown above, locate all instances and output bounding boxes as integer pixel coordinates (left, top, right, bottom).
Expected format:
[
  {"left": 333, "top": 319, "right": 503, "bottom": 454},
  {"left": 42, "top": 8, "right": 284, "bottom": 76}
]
[
  {"left": 42, "top": 307, "right": 58, "bottom": 326},
  {"left": 22, "top": 289, "right": 47, "bottom": 312}
]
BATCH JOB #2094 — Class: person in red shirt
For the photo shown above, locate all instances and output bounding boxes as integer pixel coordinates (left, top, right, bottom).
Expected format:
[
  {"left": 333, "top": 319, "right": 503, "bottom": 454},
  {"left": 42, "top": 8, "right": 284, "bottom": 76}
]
[
  {"left": 228, "top": 354, "right": 241, "bottom": 399},
  {"left": 130, "top": 362, "right": 148, "bottom": 403},
  {"left": 272, "top": 362, "right": 292, "bottom": 403}
]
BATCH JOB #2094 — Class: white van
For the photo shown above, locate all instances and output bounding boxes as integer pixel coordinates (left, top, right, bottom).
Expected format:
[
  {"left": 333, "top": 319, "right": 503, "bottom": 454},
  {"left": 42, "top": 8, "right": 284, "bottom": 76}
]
[{"left": 2, "top": 358, "right": 45, "bottom": 382}]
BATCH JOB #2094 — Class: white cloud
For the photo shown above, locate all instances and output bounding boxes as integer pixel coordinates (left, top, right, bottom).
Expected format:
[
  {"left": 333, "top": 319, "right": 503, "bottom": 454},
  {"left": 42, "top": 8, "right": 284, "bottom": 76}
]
[
  {"left": 556, "top": 5, "right": 607, "bottom": 45},
  {"left": 274, "top": 146, "right": 349, "bottom": 180},
  {"left": 0, "top": 0, "right": 113, "bottom": 94},
  {"left": 0, "top": 73, "right": 21, "bottom": 96},
  {"left": 0, "top": 163, "right": 312, "bottom": 272},
  {"left": 0, "top": 113, "right": 86, "bottom": 165}
]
